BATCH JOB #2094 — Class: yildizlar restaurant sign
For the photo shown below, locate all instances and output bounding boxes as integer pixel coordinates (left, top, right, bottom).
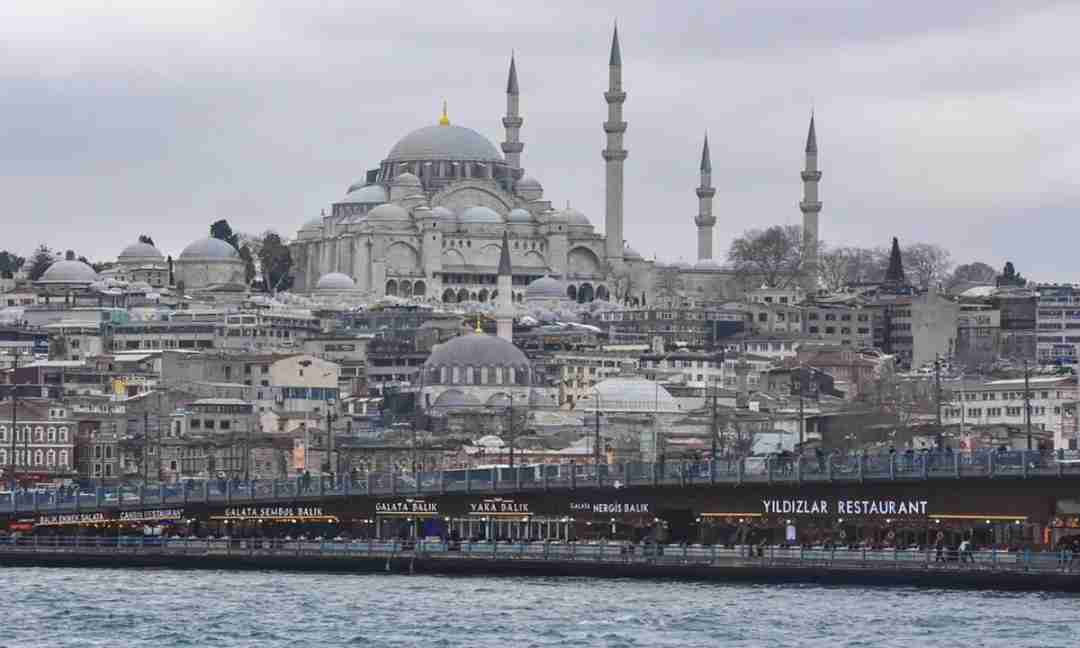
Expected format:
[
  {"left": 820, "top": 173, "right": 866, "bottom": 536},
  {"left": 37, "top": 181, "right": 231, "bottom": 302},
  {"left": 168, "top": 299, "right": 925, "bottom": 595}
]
[{"left": 761, "top": 498, "right": 930, "bottom": 516}]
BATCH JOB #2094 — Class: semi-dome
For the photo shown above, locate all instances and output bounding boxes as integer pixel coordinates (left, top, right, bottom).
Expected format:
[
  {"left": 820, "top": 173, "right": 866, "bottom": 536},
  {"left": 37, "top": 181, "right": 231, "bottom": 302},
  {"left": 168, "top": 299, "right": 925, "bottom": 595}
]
[
  {"left": 426, "top": 331, "right": 529, "bottom": 369},
  {"left": 39, "top": 260, "right": 98, "bottom": 284},
  {"left": 367, "top": 203, "right": 411, "bottom": 224},
  {"left": 392, "top": 172, "right": 422, "bottom": 186},
  {"left": 431, "top": 206, "right": 455, "bottom": 221},
  {"left": 118, "top": 241, "right": 163, "bottom": 260},
  {"left": 563, "top": 207, "right": 590, "bottom": 227},
  {"left": 341, "top": 184, "right": 388, "bottom": 204},
  {"left": 525, "top": 276, "right": 567, "bottom": 301},
  {"left": 459, "top": 205, "right": 503, "bottom": 225},
  {"left": 433, "top": 389, "right": 482, "bottom": 410},
  {"left": 624, "top": 246, "right": 643, "bottom": 260},
  {"left": 180, "top": 237, "right": 239, "bottom": 259},
  {"left": 517, "top": 176, "right": 542, "bottom": 191},
  {"left": 315, "top": 272, "right": 356, "bottom": 291},
  {"left": 387, "top": 124, "right": 503, "bottom": 162},
  {"left": 583, "top": 374, "right": 680, "bottom": 413},
  {"left": 507, "top": 208, "right": 532, "bottom": 223}
]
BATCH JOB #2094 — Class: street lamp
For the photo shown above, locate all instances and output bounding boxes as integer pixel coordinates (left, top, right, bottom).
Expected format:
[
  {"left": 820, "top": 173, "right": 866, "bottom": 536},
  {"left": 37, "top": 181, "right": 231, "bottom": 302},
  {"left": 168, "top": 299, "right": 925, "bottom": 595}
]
[{"left": 589, "top": 386, "right": 602, "bottom": 468}]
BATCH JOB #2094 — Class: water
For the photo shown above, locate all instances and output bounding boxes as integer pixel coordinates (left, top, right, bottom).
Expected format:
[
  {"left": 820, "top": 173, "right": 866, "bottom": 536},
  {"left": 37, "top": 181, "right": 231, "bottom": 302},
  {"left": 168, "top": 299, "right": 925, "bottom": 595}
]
[{"left": 6, "top": 568, "right": 1079, "bottom": 648}]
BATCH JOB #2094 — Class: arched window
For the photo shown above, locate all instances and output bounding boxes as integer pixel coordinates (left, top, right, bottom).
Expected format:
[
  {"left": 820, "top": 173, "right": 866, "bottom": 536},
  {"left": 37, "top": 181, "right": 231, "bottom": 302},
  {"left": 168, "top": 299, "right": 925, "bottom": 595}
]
[
  {"left": 35, "top": 426, "right": 44, "bottom": 442},
  {"left": 47, "top": 427, "right": 56, "bottom": 443},
  {"left": 59, "top": 450, "right": 68, "bottom": 467},
  {"left": 34, "top": 449, "right": 44, "bottom": 466},
  {"left": 385, "top": 279, "right": 398, "bottom": 297},
  {"left": 46, "top": 450, "right": 56, "bottom": 466},
  {"left": 59, "top": 427, "right": 68, "bottom": 443},
  {"left": 0, "top": 450, "right": 6, "bottom": 466},
  {"left": 0, "top": 425, "right": 6, "bottom": 443}
]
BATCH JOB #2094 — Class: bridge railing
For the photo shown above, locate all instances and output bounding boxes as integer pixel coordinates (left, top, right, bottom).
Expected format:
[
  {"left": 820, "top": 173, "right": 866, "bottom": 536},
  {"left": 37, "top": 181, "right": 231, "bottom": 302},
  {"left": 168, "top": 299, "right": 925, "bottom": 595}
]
[
  {"left": 1, "top": 535, "right": 1078, "bottom": 577},
  {"left": 3, "top": 450, "right": 1080, "bottom": 515}
]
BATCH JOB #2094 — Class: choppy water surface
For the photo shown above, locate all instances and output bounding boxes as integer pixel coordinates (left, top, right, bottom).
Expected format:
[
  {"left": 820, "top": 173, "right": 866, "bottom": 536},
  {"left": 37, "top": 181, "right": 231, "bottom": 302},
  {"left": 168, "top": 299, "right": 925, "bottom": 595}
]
[{"left": 6, "top": 568, "right": 1080, "bottom": 647}]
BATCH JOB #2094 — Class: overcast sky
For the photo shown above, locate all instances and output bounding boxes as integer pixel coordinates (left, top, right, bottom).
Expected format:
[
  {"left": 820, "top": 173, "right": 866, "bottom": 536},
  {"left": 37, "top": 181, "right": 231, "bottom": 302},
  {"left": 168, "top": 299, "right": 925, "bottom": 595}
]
[{"left": 1, "top": 1, "right": 1077, "bottom": 280}]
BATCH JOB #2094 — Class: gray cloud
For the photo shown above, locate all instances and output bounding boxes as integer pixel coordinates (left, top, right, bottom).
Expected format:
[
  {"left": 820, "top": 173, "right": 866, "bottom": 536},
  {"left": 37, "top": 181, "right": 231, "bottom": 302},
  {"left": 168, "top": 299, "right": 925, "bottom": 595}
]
[{"left": 0, "top": 1, "right": 1076, "bottom": 280}]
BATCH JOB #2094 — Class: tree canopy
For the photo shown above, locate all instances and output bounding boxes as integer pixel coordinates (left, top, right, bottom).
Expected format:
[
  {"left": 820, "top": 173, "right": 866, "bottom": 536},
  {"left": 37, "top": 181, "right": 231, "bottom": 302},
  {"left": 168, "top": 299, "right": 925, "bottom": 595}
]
[
  {"left": 0, "top": 251, "right": 25, "bottom": 275},
  {"left": 138, "top": 234, "right": 155, "bottom": 246},
  {"left": 726, "top": 225, "right": 804, "bottom": 289},
  {"left": 257, "top": 231, "right": 294, "bottom": 292},
  {"left": 26, "top": 245, "right": 54, "bottom": 281}
]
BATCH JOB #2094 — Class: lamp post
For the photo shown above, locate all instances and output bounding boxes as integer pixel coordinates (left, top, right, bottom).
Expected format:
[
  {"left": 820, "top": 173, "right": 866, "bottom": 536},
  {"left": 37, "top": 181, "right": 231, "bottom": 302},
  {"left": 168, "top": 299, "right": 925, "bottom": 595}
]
[
  {"left": 589, "top": 385, "right": 603, "bottom": 468},
  {"left": 7, "top": 350, "right": 21, "bottom": 490},
  {"left": 1023, "top": 360, "right": 1033, "bottom": 451}
]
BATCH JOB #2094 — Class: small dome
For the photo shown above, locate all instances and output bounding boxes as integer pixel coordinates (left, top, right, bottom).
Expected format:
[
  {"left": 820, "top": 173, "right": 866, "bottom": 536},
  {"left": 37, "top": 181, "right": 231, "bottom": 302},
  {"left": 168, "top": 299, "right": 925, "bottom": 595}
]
[
  {"left": 39, "top": 260, "right": 98, "bottom": 284},
  {"left": 346, "top": 179, "right": 367, "bottom": 193},
  {"left": 180, "top": 237, "right": 239, "bottom": 259},
  {"left": 525, "top": 276, "right": 567, "bottom": 301},
  {"left": 367, "top": 203, "right": 412, "bottom": 224},
  {"left": 546, "top": 209, "right": 568, "bottom": 223},
  {"left": 517, "top": 176, "right": 542, "bottom": 191},
  {"left": 507, "top": 208, "right": 532, "bottom": 223},
  {"left": 431, "top": 206, "right": 455, "bottom": 221},
  {"left": 341, "top": 184, "right": 388, "bottom": 204},
  {"left": 583, "top": 375, "right": 680, "bottom": 413},
  {"left": 315, "top": 272, "right": 356, "bottom": 291},
  {"left": 563, "top": 207, "right": 590, "bottom": 227},
  {"left": 433, "top": 389, "right": 482, "bottom": 410},
  {"left": 459, "top": 205, "right": 503, "bottom": 225},
  {"left": 118, "top": 242, "right": 163, "bottom": 260},
  {"left": 624, "top": 246, "right": 643, "bottom": 260},
  {"left": 391, "top": 172, "right": 422, "bottom": 187},
  {"left": 387, "top": 124, "right": 503, "bottom": 162},
  {"left": 426, "top": 331, "right": 529, "bottom": 369}
]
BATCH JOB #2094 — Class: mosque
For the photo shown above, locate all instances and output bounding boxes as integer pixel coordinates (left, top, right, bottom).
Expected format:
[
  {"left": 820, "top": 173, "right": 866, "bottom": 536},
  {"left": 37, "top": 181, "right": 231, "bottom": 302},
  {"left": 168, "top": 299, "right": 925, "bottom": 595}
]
[{"left": 289, "top": 27, "right": 825, "bottom": 305}]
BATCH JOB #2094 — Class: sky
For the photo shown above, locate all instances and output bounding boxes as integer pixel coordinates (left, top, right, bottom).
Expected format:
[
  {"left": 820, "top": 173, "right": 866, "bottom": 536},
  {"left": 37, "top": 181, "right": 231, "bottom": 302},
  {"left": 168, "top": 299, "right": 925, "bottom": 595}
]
[{"left": 1, "top": 1, "right": 1077, "bottom": 281}]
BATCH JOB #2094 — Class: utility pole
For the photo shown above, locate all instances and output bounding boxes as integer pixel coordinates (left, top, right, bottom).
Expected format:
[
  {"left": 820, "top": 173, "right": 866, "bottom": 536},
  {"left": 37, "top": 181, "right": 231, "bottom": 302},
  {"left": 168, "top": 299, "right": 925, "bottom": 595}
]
[
  {"left": 506, "top": 394, "right": 514, "bottom": 470},
  {"left": 710, "top": 378, "right": 718, "bottom": 461},
  {"left": 934, "top": 354, "right": 943, "bottom": 449},
  {"left": 798, "top": 367, "right": 806, "bottom": 448},
  {"left": 143, "top": 410, "right": 150, "bottom": 485},
  {"left": 8, "top": 350, "right": 20, "bottom": 490},
  {"left": 594, "top": 394, "right": 602, "bottom": 469},
  {"left": 1024, "top": 360, "right": 1033, "bottom": 451}
]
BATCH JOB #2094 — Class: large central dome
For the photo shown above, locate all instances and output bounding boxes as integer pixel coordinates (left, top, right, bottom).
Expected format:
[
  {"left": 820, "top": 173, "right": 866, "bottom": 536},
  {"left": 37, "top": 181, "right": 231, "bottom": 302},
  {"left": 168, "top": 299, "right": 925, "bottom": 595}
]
[{"left": 386, "top": 124, "right": 503, "bottom": 162}]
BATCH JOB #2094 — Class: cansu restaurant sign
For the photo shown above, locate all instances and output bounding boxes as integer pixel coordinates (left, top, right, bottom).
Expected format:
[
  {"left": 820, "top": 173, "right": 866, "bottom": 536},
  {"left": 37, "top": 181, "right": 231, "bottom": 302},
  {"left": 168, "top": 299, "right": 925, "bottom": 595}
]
[{"left": 762, "top": 499, "right": 929, "bottom": 516}]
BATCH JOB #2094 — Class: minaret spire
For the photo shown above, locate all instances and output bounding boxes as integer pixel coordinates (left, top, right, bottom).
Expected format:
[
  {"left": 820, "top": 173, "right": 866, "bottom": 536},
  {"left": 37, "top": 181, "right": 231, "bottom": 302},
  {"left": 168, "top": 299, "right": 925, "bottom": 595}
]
[
  {"left": 439, "top": 100, "right": 450, "bottom": 126},
  {"left": 800, "top": 113, "right": 822, "bottom": 295},
  {"left": 501, "top": 53, "right": 524, "bottom": 174},
  {"left": 603, "top": 23, "right": 628, "bottom": 262},
  {"left": 695, "top": 133, "right": 716, "bottom": 261},
  {"left": 496, "top": 229, "right": 514, "bottom": 342}
]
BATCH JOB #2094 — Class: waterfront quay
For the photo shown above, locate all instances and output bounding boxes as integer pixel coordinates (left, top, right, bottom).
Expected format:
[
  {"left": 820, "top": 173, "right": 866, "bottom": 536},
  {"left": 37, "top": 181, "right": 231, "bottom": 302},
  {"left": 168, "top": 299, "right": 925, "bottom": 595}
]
[
  {"left": 5, "top": 452, "right": 1080, "bottom": 557},
  {"left": 3, "top": 536, "right": 1080, "bottom": 592}
]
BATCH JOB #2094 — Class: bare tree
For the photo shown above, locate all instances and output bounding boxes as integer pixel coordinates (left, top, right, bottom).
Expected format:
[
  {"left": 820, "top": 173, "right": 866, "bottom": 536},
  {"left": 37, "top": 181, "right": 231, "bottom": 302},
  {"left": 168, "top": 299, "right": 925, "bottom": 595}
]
[
  {"left": 726, "top": 225, "right": 804, "bottom": 289},
  {"left": 946, "top": 261, "right": 997, "bottom": 293},
  {"left": 603, "top": 261, "right": 638, "bottom": 304},
  {"left": 653, "top": 267, "right": 685, "bottom": 303},
  {"left": 818, "top": 245, "right": 888, "bottom": 291},
  {"left": 903, "top": 243, "right": 952, "bottom": 291}
]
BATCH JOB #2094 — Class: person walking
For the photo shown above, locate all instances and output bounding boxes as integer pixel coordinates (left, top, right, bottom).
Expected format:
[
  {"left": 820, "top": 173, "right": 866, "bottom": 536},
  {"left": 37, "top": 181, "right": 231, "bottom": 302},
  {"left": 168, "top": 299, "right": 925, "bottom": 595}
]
[{"left": 934, "top": 531, "right": 946, "bottom": 562}]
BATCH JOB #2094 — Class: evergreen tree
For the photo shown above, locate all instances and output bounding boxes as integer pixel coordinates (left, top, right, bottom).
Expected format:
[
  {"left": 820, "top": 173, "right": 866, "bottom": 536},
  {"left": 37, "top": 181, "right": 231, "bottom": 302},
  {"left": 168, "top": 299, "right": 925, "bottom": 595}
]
[{"left": 26, "top": 245, "right": 54, "bottom": 281}]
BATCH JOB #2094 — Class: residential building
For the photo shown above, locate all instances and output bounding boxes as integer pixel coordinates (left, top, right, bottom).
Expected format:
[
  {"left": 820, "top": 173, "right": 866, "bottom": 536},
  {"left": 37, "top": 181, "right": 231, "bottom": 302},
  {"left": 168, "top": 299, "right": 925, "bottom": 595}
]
[{"left": 0, "top": 399, "right": 76, "bottom": 482}]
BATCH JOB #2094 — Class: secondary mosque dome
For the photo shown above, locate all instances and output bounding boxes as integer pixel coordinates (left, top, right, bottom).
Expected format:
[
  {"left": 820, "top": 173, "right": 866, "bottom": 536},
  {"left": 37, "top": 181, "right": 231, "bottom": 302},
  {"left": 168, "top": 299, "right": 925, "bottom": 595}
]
[
  {"left": 180, "top": 237, "right": 239, "bottom": 259},
  {"left": 315, "top": 272, "right": 356, "bottom": 290}
]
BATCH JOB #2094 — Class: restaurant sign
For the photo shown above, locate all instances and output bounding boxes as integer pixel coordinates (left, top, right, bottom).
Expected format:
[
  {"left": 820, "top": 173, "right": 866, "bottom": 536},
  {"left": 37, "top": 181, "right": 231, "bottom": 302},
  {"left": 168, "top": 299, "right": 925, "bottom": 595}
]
[
  {"left": 468, "top": 498, "right": 530, "bottom": 516},
  {"left": 375, "top": 499, "right": 439, "bottom": 515},
  {"left": 222, "top": 506, "right": 326, "bottom": 519},
  {"left": 119, "top": 509, "right": 185, "bottom": 523},
  {"left": 36, "top": 512, "right": 108, "bottom": 526},
  {"left": 570, "top": 501, "right": 651, "bottom": 515},
  {"left": 762, "top": 498, "right": 929, "bottom": 516}
]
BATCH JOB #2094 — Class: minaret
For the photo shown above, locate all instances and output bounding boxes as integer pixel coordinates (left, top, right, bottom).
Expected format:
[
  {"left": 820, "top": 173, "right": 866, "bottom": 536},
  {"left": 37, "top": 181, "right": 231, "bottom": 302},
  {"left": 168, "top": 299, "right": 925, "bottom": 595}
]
[
  {"left": 800, "top": 114, "right": 822, "bottom": 294},
  {"left": 603, "top": 24, "right": 627, "bottom": 262},
  {"left": 501, "top": 54, "right": 524, "bottom": 174},
  {"left": 496, "top": 229, "right": 514, "bottom": 342},
  {"left": 694, "top": 134, "right": 716, "bottom": 261}
]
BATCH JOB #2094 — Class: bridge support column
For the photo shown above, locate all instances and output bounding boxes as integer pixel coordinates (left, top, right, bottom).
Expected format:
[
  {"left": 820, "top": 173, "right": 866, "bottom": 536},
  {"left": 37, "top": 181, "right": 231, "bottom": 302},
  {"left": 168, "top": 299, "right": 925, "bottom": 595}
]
[
  {"left": 889, "top": 455, "right": 895, "bottom": 480},
  {"left": 796, "top": 457, "right": 802, "bottom": 485},
  {"left": 858, "top": 455, "right": 864, "bottom": 483},
  {"left": 439, "top": 470, "right": 446, "bottom": 495},
  {"left": 139, "top": 485, "right": 145, "bottom": 507},
  {"left": 737, "top": 459, "right": 744, "bottom": 485},
  {"left": 1022, "top": 451, "right": 1029, "bottom": 479},
  {"left": 954, "top": 452, "right": 960, "bottom": 478},
  {"left": 465, "top": 468, "right": 471, "bottom": 493}
]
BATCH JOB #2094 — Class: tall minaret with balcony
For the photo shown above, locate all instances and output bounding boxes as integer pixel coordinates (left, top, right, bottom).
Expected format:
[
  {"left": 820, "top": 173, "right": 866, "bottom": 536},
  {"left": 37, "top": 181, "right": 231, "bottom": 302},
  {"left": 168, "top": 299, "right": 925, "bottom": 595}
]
[
  {"left": 496, "top": 229, "right": 514, "bottom": 342},
  {"left": 501, "top": 54, "right": 524, "bottom": 175},
  {"left": 603, "top": 25, "right": 627, "bottom": 262},
  {"left": 695, "top": 134, "right": 716, "bottom": 261},
  {"left": 800, "top": 115, "right": 822, "bottom": 294}
]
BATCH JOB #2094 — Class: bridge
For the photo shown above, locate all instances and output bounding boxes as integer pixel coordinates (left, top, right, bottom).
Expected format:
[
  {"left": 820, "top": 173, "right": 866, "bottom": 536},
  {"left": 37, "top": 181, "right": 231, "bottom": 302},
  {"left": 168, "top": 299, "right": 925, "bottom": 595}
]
[{"left": 2, "top": 450, "right": 1078, "bottom": 517}]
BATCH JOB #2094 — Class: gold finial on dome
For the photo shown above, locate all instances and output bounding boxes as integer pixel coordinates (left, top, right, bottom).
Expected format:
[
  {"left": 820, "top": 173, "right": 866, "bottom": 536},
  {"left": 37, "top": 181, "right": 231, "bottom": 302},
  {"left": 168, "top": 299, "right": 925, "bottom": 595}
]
[{"left": 439, "top": 100, "right": 450, "bottom": 126}]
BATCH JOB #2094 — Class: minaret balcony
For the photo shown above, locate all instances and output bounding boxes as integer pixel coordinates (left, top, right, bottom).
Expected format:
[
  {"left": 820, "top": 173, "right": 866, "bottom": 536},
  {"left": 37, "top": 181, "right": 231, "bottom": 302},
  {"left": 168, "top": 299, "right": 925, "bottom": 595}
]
[
  {"left": 695, "top": 216, "right": 716, "bottom": 227},
  {"left": 603, "top": 120, "right": 627, "bottom": 134},
  {"left": 696, "top": 187, "right": 716, "bottom": 199},
  {"left": 501, "top": 142, "right": 524, "bottom": 154},
  {"left": 801, "top": 170, "right": 822, "bottom": 182},
  {"left": 604, "top": 91, "right": 627, "bottom": 103},
  {"left": 799, "top": 200, "right": 822, "bottom": 212},
  {"left": 602, "top": 150, "right": 629, "bottom": 162},
  {"left": 502, "top": 116, "right": 523, "bottom": 128}
]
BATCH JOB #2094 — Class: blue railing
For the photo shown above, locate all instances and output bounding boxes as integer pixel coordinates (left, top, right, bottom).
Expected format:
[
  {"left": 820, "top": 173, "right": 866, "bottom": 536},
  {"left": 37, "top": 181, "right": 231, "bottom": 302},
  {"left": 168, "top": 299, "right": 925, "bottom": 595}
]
[
  {"left": 2, "top": 450, "right": 1079, "bottom": 515},
  {"left": 2, "top": 535, "right": 1079, "bottom": 577}
]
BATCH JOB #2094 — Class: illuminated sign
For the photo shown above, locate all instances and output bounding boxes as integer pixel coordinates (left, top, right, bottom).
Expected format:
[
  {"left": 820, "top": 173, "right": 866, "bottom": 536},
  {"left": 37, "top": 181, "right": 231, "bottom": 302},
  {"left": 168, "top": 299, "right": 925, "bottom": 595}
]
[{"left": 761, "top": 499, "right": 929, "bottom": 516}]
